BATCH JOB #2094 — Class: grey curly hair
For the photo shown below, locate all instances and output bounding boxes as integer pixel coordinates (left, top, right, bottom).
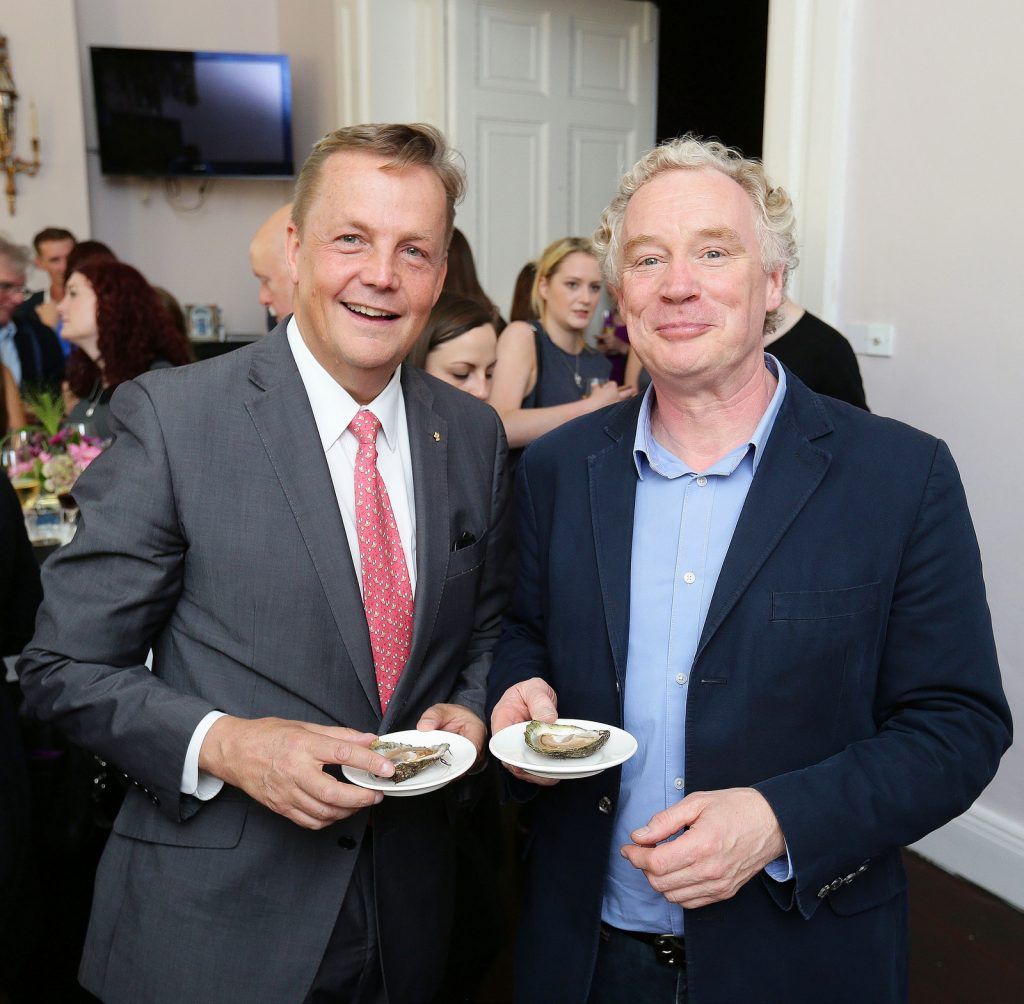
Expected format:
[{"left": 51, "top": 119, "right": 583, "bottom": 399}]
[{"left": 592, "top": 135, "right": 798, "bottom": 298}]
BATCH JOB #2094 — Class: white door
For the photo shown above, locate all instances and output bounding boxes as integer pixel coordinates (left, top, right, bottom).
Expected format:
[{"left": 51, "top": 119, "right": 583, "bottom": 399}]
[{"left": 446, "top": 0, "right": 658, "bottom": 317}]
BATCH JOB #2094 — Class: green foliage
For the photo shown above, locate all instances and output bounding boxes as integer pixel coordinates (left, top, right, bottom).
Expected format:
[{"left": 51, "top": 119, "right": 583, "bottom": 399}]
[{"left": 21, "top": 386, "right": 66, "bottom": 438}]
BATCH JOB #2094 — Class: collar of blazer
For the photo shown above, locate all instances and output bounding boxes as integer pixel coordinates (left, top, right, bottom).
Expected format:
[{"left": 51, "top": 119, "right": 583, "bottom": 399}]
[
  {"left": 588, "top": 367, "right": 835, "bottom": 688},
  {"left": 243, "top": 327, "right": 452, "bottom": 727}
]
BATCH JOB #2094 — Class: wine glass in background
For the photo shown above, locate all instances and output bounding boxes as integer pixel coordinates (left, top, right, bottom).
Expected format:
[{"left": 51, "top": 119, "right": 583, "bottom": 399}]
[{"left": 2, "top": 433, "right": 40, "bottom": 512}]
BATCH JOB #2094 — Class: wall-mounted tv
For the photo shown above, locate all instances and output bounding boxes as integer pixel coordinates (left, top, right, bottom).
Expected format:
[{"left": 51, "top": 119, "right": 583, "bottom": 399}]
[{"left": 90, "top": 46, "right": 294, "bottom": 179}]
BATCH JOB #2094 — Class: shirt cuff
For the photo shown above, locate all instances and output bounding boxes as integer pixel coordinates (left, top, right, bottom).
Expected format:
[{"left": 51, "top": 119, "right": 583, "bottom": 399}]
[
  {"left": 764, "top": 844, "right": 794, "bottom": 883},
  {"left": 181, "top": 710, "right": 227, "bottom": 800}
]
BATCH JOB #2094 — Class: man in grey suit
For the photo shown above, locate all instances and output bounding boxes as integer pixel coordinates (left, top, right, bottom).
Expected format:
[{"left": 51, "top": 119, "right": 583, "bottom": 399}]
[{"left": 18, "top": 123, "right": 511, "bottom": 1003}]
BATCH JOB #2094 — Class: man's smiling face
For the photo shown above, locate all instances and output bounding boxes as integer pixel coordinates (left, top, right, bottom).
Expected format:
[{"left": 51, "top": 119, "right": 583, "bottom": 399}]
[{"left": 287, "top": 150, "right": 448, "bottom": 402}]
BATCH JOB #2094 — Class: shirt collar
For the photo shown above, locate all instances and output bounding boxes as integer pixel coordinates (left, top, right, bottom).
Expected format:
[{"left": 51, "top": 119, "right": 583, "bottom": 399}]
[
  {"left": 632, "top": 353, "right": 787, "bottom": 479},
  {"left": 286, "top": 316, "right": 404, "bottom": 453},
  {"left": 0, "top": 321, "right": 15, "bottom": 342}
]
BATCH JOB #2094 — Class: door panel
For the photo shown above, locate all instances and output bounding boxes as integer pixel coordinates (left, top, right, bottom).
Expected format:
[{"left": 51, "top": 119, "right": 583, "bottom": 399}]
[{"left": 448, "top": 0, "right": 657, "bottom": 316}]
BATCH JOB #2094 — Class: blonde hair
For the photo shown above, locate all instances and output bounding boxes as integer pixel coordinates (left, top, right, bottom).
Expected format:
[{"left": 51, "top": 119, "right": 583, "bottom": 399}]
[
  {"left": 593, "top": 134, "right": 798, "bottom": 292},
  {"left": 530, "top": 236, "right": 597, "bottom": 318},
  {"left": 292, "top": 123, "right": 466, "bottom": 245}
]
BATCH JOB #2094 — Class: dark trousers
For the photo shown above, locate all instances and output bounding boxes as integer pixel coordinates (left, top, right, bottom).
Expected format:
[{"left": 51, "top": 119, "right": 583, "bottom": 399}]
[
  {"left": 304, "top": 833, "right": 385, "bottom": 1004},
  {"left": 588, "top": 923, "right": 690, "bottom": 1004}
]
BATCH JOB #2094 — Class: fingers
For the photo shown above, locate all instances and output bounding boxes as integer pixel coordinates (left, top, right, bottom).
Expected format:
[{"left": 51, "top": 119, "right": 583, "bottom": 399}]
[
  {"left": 490, "top": 677, "right": 558, "bottom": 735},
  {"left": 504, "top": 763, "right": 560, "bottom": 787},
  {"left": 632, "top": 794, "right": 702, "bottom": 845}
]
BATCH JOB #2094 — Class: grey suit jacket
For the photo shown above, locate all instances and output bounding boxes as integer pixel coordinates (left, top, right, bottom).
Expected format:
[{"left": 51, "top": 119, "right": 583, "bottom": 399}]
[{"left": 18, "top": 327, "right": 511, "bottom": 1003}]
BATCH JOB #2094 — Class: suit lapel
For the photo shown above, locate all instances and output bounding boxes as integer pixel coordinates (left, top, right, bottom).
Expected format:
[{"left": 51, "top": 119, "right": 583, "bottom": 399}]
[
  {"left": 694, "top": 377, "right": 833, "bottom": 664},
  {"left": 590, "top": 398, "right": 643, "bottom": 691},
  {"left": 245, "top": 331, "right": 381, "bottom": 722},
  {"left": 382, "top": 367, "right": 449, "bottom": 730}
]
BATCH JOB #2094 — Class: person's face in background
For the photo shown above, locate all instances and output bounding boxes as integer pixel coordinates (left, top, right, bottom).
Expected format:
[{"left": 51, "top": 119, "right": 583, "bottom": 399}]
[
  {"left": 58, "top": 271, "right": 101, "bottom": 360},
  {"left": 0, "top": 256, "right": 27, "bottom": 326},
  {"left": 424, "top": 322, "right": 498, "bottom": 401},
  {"left": 35, "top": 238, "right": 75, "bottom": 292},
  {"left": 538, "top": 251, "right": 603, "bottom": 334},
  {"left": 249, "top": 205, "right": 295, "bottom": 322}
]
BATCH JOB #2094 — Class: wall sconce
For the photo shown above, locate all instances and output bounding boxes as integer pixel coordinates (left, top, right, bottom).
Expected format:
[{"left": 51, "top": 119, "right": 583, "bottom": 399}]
[{"left": 0, "top": 35, "right": 41, "bottom": 216}]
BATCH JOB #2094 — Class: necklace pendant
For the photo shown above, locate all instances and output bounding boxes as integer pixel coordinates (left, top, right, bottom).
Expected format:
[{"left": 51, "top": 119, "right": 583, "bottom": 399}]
[{"left": 573, "top": 372, "right": 583, "bottom": 389}]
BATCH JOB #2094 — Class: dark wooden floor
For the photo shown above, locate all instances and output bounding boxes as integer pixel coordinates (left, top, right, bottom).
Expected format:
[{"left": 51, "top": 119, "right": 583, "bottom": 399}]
[{"left": 905, "top": 850, "right": 1024, "bottom": 1004}]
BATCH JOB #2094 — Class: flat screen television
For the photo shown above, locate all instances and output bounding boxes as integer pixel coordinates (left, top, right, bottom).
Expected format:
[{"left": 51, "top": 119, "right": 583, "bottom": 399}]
[{"left": 90, "top": 46, "right": 294, "bottom": 178}]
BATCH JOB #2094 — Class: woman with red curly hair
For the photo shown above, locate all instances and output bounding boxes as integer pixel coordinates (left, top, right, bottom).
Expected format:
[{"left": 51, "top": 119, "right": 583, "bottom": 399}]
[{"left": 59, "top": 260, "right": 192, "bottom": 439}]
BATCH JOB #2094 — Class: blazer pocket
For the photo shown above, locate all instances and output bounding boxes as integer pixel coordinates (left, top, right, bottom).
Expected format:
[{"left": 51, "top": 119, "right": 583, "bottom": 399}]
[
  {"left": 446, "top": 532, "right": 487, "bottom": 578},
  {"left": 113, "top": 789, "right": 249, "bottom": 849},
  {"left": 772, "top": 581, "right": 880, "bottom": 621}
]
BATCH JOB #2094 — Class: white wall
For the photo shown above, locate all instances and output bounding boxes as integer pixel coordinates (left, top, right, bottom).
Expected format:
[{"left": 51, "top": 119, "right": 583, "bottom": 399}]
[
  {"left": 767, "top": 0, "right": 1024, "bottom": 905},
  {"left": 1, "top": 0, "right": 91, "bottom": 285},
  {"left": 73, "top": 0, "right": 292, "bottom": 336}
]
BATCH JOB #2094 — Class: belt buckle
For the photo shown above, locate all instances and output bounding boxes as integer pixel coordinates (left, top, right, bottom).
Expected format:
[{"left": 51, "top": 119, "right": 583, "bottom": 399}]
[{"left": 653, "top": 933, "right": 685, "bottom": 968}]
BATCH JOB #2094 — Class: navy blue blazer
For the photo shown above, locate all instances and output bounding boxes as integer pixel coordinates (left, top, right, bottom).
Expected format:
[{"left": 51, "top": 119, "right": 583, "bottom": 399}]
[{"left": 487, "top": 371, "right": 1011, "bottom": 1004}]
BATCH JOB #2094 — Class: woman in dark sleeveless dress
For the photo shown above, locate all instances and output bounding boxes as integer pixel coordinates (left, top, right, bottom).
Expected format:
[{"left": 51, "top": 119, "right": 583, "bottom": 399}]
[{"left": 490, "top": 237, "right": 634, "bottom": 449}]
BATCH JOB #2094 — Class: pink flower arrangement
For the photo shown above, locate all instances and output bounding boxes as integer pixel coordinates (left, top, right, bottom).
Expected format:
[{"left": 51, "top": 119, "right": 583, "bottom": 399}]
[{"left": 4, "top": 427, "right": 106, "bottom": 497}]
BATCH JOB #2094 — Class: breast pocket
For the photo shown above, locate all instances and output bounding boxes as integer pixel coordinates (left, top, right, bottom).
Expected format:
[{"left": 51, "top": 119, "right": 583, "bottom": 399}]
[
  {"left": 772, "top": 581, "right": 880, "bottom": 621},
  {"left": 445, "top": 533, "right": 488, "bottom": 579}
]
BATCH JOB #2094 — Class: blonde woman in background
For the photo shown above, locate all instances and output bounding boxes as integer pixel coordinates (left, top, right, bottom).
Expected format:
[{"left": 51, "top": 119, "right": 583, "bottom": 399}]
[{"left": 490, "top": 237, "right": 633, "bottom": 449}]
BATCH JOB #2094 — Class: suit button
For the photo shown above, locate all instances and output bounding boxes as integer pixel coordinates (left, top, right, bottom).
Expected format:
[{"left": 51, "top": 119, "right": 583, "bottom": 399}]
[
  {"left": 597, "top": 796, "right": 613, "bottom": 815},
  {"left": 337, "top": 835, "right": 358, "bottom": 850}
]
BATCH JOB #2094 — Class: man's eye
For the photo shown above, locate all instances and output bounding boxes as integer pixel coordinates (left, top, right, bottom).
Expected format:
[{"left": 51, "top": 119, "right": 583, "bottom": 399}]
[
  {"left": 404, "top": 246, "right": 426, "bottom": 258},
  {"left": 637, "top": 256, "right": 660, "bottom": 267},
  {"left": 702, "top": 249, "right": 725, "bottom": 260},
  {"left": 338, "top": 235, "right": 360, "bottom": 246}
]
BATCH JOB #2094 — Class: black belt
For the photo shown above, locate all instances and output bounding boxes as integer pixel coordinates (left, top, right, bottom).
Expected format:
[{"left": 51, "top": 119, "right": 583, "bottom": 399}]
[{"left": 600, "top": 922, "right": 686, "bottom": 968}]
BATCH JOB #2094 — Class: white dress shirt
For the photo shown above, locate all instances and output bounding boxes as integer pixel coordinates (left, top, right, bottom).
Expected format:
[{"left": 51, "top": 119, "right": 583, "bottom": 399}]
[{"left": 181, "top": 318, "right": 418, "bottom": 798}]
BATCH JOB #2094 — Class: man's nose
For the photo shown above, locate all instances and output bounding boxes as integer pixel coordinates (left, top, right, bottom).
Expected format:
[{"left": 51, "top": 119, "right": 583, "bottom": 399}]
[
  {"left": 360, "top": 249, "right": 397, "bottom": 289},
  {"left": 660, "top": 258, "right": 699, "bottom": 301}
]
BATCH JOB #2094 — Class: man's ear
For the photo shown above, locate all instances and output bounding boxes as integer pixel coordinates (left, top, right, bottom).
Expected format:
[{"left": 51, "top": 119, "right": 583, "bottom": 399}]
[
  {"left": 285, "top": 222, "right": 302, "bottom": 284},
  {"left": 765, "top": 267, "right": 784, "bottom": 314}
]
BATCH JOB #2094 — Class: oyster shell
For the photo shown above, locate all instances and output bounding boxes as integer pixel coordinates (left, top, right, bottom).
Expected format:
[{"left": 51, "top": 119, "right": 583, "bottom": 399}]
[
  {"left": 370, "top": 740, "right": 451, "bottom": 783},
  {"left": 523, "top": 721, "right": 610, "bottom": 759}
]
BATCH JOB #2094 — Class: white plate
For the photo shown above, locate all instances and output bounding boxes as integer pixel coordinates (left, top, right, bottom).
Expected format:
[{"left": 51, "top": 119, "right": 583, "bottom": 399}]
[
  {"left": 489, "top": 719, "right": 638, "bottom": 780},
  {"left": 342, "top": 729, "right": 476, "bottom": 797}
]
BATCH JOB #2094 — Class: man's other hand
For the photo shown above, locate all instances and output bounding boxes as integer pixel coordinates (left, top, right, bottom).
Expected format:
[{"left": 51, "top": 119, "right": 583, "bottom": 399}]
[
  {"left": 416, "top": 702, "right": 487, "bottom": 767},
  {"left": 490, "top": 677, "right": 561, "bottom": 787},
  {"left": 620, "top": 787, "right": 786, "bottom": 908},
  {"left": 199, "top": 715, "right": 392, "bottom": 829}
]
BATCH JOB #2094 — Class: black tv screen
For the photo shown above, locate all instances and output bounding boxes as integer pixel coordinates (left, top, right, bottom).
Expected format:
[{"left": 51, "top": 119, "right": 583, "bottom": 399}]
[{"left": 90, "top": 46, "right": 294, "bottom": 178}]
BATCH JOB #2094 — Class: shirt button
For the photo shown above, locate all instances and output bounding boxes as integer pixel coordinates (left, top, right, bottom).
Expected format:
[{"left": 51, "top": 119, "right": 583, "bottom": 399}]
[
  {"left": 337, "top": 835, "right": 357, "bottom": 850},
  {"left": 696, "top": 476, "right": 708, "bottom": 487},
  {"left": 674, "top": 777, "right": 684, "bottom": 790},
  {"left": 675, "top": 673, "right": 688, "bottom": 685},
  {"left": 683, "top": 572, "right": 696, "bottom": 584}
]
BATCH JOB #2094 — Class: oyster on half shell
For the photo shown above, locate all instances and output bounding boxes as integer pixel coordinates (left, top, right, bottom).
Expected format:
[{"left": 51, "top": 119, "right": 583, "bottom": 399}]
[
  {"left": 523, "top": 721, "right": 611, "bottom": 759},
  {"left": 370, "top": 741, "right": 451, "bottom": 783}
]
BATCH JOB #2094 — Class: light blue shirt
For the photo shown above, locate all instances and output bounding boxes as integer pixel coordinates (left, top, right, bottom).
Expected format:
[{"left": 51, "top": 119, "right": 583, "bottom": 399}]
[
  {"left": 602, "top": 356, "right": 788, "bottom": 936},
  {"left": 0, "top": 322, "right": 21, "bottom": 387}
]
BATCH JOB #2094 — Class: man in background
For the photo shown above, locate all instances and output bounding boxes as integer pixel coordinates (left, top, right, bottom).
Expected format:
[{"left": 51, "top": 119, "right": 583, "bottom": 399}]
[
  {"left": 250, "top": 202, "right": 294, "bottom": 327},
  {"left": 0, "top": 235, "right": 64, "bottom": 393}
]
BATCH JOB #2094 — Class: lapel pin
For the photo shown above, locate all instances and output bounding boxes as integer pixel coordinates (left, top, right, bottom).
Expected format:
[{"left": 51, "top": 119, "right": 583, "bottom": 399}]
[{"left": 433, "top": 431, "right": 441, "bottom": 442}]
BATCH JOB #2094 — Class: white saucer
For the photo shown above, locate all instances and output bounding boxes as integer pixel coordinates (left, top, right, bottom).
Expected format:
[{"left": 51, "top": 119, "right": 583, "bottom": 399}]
[
  {"left": 488, "top": 719, "right": 638, "bottom": 780},
  {"left": 342, "top": 729, "right": 476, "bottom": 797}
]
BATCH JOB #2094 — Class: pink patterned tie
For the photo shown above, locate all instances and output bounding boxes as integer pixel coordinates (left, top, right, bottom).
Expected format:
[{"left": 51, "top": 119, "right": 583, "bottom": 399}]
[{"left": 349, "top": 410, "right": 414, "bottom": 712}]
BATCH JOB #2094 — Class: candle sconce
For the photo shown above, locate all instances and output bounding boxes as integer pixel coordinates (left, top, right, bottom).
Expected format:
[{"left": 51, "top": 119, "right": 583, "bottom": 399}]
[{"left": 0, "top": 35, "right": 41, "bottom": 216}]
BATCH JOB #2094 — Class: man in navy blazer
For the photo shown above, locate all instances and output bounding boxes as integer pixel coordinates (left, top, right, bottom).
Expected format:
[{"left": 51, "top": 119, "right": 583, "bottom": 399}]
[{"left": 488, "top": 136, "right": 1011, "bottom": 1004}]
